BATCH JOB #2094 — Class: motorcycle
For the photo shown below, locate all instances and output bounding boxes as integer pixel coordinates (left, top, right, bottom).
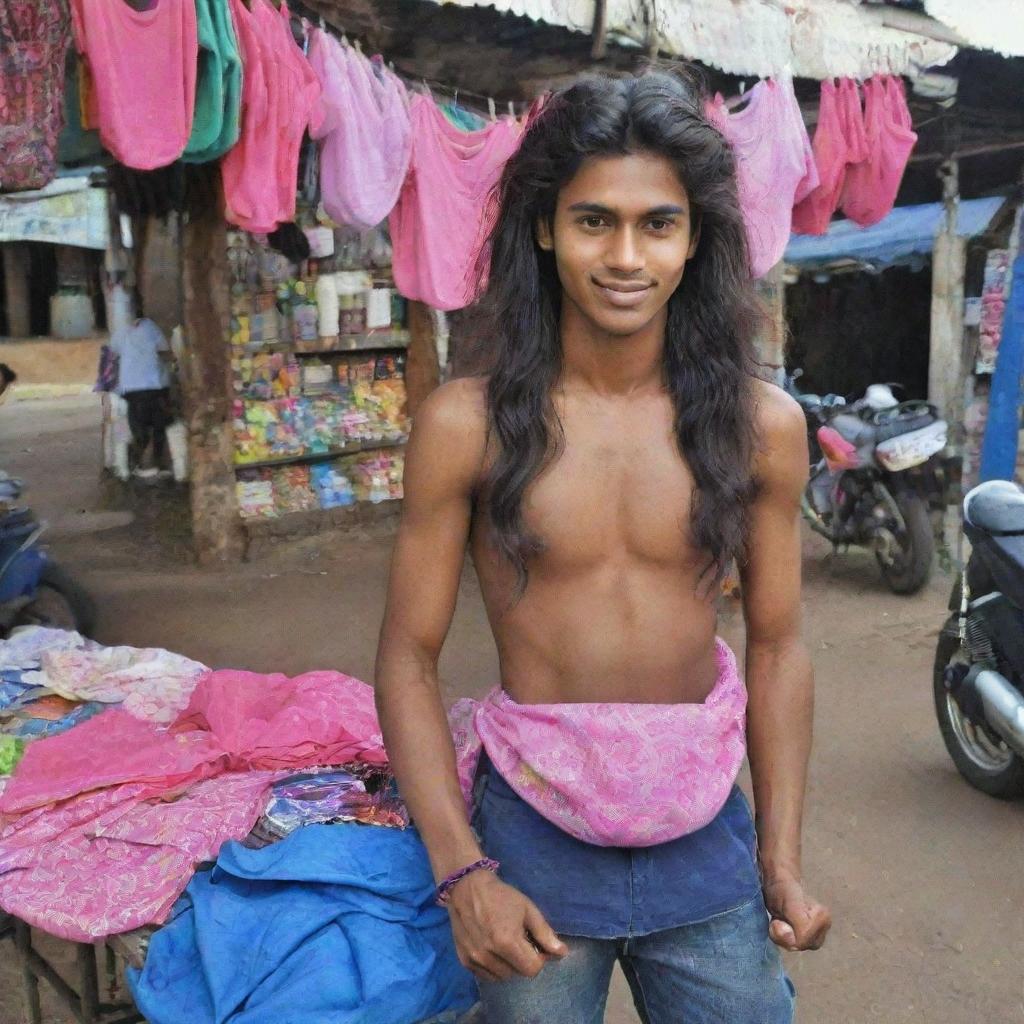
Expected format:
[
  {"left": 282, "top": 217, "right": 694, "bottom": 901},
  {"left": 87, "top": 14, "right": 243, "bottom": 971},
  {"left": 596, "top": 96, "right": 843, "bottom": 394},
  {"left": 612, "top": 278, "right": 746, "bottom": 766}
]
[
  {"left": 934, "top": 480, "right": 1024, "bottom": 797},
  {"left": 786, "top": 372, "right": 951, "bottom": 595},
  {"left": 0, "top": 473, "right": 95, "bottom": 637}
]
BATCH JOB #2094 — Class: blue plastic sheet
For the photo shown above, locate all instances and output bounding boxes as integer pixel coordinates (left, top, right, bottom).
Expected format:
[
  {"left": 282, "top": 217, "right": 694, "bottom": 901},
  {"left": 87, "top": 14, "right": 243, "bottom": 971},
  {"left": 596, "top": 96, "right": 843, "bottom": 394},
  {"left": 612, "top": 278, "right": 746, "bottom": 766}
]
[
  {"left": 785, "top": 197, "right": 1005, "bottom": 270},
  {"left": 128, "top": 823, "right": 477, "bottom": 1024}
]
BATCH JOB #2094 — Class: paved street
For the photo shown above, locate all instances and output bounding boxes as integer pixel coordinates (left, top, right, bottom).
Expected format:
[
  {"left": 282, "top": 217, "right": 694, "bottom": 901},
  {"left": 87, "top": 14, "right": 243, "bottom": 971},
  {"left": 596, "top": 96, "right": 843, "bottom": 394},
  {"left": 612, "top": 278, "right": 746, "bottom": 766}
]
[{"left": 2, "top": 395, "right": 1022, "bottom": 1023}]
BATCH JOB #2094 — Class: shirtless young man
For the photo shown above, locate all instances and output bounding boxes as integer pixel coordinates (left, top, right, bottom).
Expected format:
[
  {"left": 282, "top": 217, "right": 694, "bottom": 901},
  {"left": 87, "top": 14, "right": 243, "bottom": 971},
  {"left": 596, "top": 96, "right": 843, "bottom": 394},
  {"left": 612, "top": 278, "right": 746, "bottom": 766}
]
[{"left": 375, "top": 70, "right": 831, "bottom": 1023}]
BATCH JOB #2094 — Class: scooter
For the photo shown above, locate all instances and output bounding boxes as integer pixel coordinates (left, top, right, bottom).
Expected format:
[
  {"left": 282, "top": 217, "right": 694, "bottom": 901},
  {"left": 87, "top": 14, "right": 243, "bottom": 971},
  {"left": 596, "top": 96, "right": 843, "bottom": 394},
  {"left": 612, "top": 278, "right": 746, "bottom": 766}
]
[
  {"left": 934, "top": 480, "right": 1024, "bottom": 798},
  {"left": 0, "top": 473, "right": 95, "bottom": 637},
  {"left": 786, "top": 373, "right": 952, "bottom": 595}
]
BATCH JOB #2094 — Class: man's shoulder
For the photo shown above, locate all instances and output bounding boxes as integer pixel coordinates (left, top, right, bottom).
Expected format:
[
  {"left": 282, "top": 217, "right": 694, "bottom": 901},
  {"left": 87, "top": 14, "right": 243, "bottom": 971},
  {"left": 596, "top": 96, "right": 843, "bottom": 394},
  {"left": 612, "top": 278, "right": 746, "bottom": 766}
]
[
  {"left": 414, "top": 376, "right": 488, "bottom": 435},
  {"left": 750, "top": 377, "right": 804, "bottom": 443},
  {"left": 749, "top": 377, "right": 807, "bottom": 490},
  {"left": 409, "top": 376, "right": 490, "bottom": 475}
]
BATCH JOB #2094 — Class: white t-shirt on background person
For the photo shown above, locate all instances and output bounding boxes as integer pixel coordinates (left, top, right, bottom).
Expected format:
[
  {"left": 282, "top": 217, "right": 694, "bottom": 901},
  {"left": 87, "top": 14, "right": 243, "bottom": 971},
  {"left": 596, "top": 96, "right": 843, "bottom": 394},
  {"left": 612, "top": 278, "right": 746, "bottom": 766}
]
[{"left": 109, "top": 318, "right": 171, "bottom": 396}]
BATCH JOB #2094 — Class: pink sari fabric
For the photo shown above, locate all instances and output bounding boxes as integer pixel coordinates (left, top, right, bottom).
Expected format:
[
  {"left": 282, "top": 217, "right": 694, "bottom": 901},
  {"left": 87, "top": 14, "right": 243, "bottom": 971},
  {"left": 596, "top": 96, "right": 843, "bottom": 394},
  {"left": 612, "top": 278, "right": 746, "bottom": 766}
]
[
  {"left": 450, "top": 639, "right": 747, "bottom": 847},
  {"left": 0, "top": 669, "right": 386, "bottom": 940}
]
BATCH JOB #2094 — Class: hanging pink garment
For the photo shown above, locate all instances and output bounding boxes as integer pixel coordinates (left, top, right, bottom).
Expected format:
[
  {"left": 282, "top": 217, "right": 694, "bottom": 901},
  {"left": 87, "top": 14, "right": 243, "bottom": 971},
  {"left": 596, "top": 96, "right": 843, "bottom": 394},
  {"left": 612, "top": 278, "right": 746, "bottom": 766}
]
[
  {"left": 390, "top": 93, "right": 521, "bottom": 311},
  {"left": 792, "top": 79, "right": 868, "bottom": 236},
  {"left": 840, "top": 76, "right": 917, "bottom": 227},
  {"left": 707, "top": 74, "right": 819, "bottom": 278},
  {"left": 450, "top": 638, "right": 747, "bottom": 847},
  {"left": 308, "top": 29, "right": 412, "bottom": 229},
  {"left": 0, "top": 669, "right": 386, "bottom": 940},
  {"left": 69, "top": 0, "right": 197, "bottom": 170},
  {"left": 222, "top": 0, "right": 319, "bottom": 233}
]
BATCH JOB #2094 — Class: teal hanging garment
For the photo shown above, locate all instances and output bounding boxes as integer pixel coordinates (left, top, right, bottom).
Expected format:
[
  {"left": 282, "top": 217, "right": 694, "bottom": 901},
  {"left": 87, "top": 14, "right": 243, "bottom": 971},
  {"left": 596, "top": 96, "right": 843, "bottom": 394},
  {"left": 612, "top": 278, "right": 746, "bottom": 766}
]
[{"left": 183, "top": 0, "right": 242, "bottom": 162}]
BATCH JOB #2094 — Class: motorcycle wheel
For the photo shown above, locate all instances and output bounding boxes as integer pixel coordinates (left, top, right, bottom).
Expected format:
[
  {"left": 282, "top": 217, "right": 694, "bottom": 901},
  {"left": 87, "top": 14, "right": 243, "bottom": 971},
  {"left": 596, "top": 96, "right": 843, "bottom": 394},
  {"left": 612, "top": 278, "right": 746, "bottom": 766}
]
[
  {"left": 13, "top": 563, "right": 97, "bottom": 637},
  {"left": 876, "top": 492, "right": 933, "bottom": 594},
  {"left": 933, "top": 620, "right": 1024, "bottom": 798}
]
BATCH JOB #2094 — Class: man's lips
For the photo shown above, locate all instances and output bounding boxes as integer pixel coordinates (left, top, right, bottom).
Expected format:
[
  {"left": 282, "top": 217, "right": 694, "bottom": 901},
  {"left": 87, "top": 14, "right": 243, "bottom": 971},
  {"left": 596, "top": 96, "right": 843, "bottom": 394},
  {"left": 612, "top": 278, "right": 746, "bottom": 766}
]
[{"left": 593, "top": 278, "right": 654, "bottom": 308}]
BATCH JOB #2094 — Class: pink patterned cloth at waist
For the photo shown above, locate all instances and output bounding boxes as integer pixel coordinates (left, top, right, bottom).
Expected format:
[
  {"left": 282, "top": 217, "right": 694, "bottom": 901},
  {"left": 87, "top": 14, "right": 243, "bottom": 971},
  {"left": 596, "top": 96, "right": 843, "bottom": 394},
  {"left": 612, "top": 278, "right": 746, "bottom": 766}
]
[{"left": 449, "top": 638, "right": 748, "bottom": 848}]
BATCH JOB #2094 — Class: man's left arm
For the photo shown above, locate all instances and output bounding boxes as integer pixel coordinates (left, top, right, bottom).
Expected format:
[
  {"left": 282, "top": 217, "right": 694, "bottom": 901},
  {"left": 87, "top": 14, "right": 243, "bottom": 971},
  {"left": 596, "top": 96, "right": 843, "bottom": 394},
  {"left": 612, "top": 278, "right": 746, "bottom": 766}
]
[{"left": 740, "top": 384, "right": 831, "bottom": 952}]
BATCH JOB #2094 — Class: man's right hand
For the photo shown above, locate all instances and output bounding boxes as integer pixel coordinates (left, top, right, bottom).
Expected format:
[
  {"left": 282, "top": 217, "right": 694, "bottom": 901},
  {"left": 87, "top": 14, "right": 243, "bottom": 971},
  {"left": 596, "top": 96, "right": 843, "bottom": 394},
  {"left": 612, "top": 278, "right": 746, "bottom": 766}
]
[{"left": 446, "top": 869, "right": 568, "bottom": 982}]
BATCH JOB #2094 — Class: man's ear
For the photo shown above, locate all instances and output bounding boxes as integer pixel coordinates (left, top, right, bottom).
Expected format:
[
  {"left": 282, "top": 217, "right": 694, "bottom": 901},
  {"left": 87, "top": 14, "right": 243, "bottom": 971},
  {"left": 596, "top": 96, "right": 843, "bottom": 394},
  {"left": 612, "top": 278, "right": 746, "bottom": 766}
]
[{"left": 536, "top": 217, "right": 554, "bottom": 252}]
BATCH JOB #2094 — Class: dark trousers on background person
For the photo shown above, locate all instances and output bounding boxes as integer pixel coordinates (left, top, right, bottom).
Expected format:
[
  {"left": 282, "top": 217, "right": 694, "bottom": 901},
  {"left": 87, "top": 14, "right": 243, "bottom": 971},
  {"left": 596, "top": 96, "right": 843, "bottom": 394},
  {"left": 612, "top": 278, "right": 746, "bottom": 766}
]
[{"left": 124, "top": 388, "right": 171, "bottom": 469}]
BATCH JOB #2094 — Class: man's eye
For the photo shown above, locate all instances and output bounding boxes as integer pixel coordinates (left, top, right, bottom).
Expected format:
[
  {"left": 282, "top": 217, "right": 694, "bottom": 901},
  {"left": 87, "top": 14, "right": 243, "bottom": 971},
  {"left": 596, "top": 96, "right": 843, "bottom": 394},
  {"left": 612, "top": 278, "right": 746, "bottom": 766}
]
[
  {"left": 647, "top": 219, "right": 673, "bottom": 231},
  {"left": 580, "top": 216, "right": 606, "bottom": 229}
]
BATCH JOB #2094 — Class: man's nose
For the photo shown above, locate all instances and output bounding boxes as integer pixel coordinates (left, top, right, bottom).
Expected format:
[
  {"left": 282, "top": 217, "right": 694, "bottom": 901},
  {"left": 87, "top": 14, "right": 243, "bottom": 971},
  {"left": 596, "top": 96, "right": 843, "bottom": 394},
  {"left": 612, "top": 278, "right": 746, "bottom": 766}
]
[{"left": 604, "top": 228, "right": 645, "bottom": 275}]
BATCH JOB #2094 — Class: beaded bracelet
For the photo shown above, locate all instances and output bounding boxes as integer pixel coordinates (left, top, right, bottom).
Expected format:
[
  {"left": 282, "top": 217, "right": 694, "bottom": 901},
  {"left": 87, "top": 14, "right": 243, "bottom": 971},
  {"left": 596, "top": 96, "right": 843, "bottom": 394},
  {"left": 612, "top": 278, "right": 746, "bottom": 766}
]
[{"left": 435, "top": 857, "right": 501, "bottom": 906}]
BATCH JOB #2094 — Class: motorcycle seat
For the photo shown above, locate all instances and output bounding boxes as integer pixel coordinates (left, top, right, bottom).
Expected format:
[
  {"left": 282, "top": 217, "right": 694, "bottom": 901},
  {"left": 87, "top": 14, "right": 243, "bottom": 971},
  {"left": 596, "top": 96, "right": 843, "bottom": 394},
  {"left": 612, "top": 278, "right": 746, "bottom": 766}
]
[
  {"left": 965, "top": 480, "right": 1024, "bottom": 536},
  {"left": 828, "top": 412, "right": 877, "bottom": 448}
]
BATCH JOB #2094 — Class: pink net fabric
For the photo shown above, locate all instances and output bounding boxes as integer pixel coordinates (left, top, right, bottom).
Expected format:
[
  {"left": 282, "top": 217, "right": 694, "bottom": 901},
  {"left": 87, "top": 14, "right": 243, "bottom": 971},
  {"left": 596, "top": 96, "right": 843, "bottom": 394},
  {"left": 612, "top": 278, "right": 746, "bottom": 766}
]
[{"left": 451, "top": 638, "right": 747, "bottom": 847}]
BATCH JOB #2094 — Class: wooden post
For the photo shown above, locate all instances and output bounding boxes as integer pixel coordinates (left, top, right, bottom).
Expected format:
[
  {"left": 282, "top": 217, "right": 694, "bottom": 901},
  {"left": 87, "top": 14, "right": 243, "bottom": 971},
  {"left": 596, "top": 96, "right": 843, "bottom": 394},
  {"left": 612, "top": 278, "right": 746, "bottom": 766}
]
[
  {"left": 753, "top": 261, "right": 786, "bottom": 382},
  {"left": 2, "top": 242, "right": 31, "bottom": 337},
  {"left": 929, "top": 159, "right": 967, "bottom": 432},
  {"left": 405, "top": 300, "right": 441, "bottom": 416},
  {"left": 181, "top": 209, "right": 244, "bottom": 564}
]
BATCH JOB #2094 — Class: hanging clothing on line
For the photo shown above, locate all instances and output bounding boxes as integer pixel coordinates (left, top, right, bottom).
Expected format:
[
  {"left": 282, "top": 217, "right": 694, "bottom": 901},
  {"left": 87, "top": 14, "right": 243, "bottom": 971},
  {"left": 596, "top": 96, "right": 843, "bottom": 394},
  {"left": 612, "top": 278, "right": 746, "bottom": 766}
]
[
  {"left": 222, "top": 0, "right": 320, "bottom": 233},
  {"left": 0, "top": 0, "right": 71, "bottom": 192},
  {"left": 307, "top": 28, "right": 412, "bottom": 231},
  {"left": 69, "top": 0, "right": 197, "bottom": 170},
  {"left": 390, "top": 93, "right": 522, "bottom": 311},
  {"left": 707, "top": 73, "right": 818, "bottom": 278},
  {"left": 128, "top": 825, "right": 477, "bottom": 1024},
  {"left": 840, "top": 75, "right": 917, "bottom": 228},
  {"left": 792, "top": 78, "right": 869, "bottom": 236},
  {"left": 0, "top": 668, "right": 386, "bottom": 940},
  {"left": 184, "top": 0, "right": 243, "bottom": 163}
]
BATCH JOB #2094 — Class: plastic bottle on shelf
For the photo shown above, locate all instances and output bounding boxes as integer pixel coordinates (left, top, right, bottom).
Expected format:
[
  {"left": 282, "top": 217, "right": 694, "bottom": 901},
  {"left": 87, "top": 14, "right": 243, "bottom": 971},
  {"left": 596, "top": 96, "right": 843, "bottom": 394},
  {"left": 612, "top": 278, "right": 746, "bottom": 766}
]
[{"left": 315, "top": 269, "right": 340, "bottom": 339}]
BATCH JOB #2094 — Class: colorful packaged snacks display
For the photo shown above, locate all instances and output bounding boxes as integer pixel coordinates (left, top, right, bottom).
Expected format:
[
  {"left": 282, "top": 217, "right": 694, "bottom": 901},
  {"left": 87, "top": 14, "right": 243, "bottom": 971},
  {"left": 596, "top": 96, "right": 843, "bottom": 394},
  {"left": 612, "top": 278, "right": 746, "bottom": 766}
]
[
  {"left": 236, "top": 470, "right": 276, "bottom": 518},
  {"left": 311, "top": 463, "right": 356, "bottom": 508},
  {"left": 272, "top": 465, "right": 318, "bottom": 514}
]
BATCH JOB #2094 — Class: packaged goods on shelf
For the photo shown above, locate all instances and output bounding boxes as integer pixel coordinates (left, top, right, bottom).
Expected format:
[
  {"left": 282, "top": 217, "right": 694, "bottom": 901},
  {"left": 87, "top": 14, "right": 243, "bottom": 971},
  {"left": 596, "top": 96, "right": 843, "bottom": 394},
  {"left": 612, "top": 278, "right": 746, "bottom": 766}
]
[
  {"left": 236, "top": 471, "right": 276, "bottom": 518},
  {"left": 311, "top": 463, "right": 356, "bottom": 509},
  {"left": 273, "top": 465, "right": 319, "bottom": 514},
  {"left": 340, "top": 450, "right": 405, "bottom": 504}
]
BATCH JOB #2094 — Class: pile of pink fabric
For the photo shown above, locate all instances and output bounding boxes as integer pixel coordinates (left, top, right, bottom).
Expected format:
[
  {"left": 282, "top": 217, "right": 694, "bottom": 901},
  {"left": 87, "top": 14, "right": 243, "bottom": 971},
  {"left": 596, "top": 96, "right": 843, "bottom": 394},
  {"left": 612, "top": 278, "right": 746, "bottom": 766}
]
[{"left": 0, "top": 669, "right": 385, "bottom": 941}]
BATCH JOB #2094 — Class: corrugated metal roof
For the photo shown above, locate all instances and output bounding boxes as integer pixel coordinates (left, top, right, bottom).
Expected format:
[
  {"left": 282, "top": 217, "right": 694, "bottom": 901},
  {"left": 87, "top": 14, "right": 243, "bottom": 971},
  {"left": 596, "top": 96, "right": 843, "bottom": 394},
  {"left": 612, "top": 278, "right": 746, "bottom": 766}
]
[{"left": 430, "top": 0, "right": 958, "bottom": 78}]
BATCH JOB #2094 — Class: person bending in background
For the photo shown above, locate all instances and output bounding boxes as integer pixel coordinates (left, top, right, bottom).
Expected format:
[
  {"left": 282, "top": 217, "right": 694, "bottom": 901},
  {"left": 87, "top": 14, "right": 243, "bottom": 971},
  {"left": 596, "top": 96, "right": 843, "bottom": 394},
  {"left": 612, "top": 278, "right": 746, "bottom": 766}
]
[
  {"left": 109, "top": 304, "right": 173, "bottom": 475},
  {"left": 375, "top": 68, "right": 830, "bottom": 1023}
]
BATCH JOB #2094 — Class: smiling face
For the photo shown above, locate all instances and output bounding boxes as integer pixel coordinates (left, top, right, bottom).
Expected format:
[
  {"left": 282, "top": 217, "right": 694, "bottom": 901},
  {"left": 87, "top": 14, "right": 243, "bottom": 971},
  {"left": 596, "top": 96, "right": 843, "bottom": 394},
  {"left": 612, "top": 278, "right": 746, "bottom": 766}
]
[{"left": 537, "top": 151, "right": 699, "bottom": 340}]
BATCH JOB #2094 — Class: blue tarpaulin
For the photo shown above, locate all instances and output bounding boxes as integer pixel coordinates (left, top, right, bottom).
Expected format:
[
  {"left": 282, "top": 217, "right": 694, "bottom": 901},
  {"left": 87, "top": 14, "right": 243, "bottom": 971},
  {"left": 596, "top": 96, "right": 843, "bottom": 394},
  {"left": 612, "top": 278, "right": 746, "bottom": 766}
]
[
  {"left": 785, "top": 198, "right": 1006, "bottom": 270},
  {"left": 128, "top": 823, "right": 477, "bottom": 1024}
]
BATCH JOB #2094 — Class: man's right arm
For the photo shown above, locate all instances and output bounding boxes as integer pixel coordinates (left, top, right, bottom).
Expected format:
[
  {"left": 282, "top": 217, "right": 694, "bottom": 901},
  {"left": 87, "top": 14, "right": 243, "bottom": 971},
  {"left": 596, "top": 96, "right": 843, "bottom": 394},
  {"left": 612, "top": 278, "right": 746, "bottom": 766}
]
[{"left": 374, "top": 378, "right": 565, "bottom": 982}]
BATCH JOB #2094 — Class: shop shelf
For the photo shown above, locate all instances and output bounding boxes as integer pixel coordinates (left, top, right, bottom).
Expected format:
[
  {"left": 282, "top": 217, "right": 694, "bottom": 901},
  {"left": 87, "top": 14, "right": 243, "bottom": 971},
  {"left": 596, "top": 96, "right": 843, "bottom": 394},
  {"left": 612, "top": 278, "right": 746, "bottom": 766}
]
[{"left": 234, "top": 437, "right": 407, "bottom": 471}]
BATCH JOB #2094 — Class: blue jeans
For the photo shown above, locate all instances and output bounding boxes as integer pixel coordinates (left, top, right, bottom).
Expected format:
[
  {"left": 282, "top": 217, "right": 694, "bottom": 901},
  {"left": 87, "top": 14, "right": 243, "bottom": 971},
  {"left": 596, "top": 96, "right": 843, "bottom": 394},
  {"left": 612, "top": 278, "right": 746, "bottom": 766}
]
[{"left": 477, "top": 895, "right": 796, "bottom": 1024}]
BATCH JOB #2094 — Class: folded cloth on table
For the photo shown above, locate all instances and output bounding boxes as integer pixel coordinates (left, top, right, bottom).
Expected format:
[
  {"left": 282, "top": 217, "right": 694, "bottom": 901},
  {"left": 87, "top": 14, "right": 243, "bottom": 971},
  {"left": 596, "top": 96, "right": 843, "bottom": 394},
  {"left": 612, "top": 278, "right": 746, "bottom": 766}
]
[
  {"left": 0, "top": 669, "right": 386, "bottom": 939},
  {"left": 128, "top": 823, "right": 477, "bottom": 1024},
  {"left": 39, "top": 645, "right": 208, "bottom": 724},
  {"left": 0, "top": 626, "right": 93, "bottom": 671}
]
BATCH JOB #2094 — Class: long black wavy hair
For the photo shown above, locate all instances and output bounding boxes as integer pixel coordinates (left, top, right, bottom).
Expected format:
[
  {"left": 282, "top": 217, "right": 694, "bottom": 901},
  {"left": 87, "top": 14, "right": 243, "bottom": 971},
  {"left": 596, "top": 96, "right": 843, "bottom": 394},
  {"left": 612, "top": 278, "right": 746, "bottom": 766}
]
[{"left": 476, "top": 68, "right": 762, "bottom": 596}]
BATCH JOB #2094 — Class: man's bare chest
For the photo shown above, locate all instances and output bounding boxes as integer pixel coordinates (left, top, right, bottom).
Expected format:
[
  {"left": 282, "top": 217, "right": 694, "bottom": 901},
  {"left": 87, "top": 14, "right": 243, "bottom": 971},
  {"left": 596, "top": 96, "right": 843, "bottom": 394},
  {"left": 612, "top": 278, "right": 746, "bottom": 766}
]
[{"left": 522, "top": 425, "right": 699, "bottom": 571}]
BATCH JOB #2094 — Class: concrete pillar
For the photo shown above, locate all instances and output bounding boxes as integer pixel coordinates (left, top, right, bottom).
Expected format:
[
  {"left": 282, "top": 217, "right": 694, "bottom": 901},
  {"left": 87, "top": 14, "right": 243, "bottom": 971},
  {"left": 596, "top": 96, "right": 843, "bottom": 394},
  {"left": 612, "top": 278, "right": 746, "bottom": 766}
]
[
  {"left": 929, "top": 160, "right": 967, "bottom": 433},
  {"left": 2, "top": 243, "right": 31, "bottom": 338}
]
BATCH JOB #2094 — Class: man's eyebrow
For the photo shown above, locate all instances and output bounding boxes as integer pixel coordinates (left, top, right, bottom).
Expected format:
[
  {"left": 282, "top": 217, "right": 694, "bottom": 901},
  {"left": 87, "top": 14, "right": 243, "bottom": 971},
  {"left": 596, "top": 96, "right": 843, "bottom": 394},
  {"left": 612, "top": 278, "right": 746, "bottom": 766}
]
[{"left": 567, "top": 202, "right": 688, "bottom": 217}]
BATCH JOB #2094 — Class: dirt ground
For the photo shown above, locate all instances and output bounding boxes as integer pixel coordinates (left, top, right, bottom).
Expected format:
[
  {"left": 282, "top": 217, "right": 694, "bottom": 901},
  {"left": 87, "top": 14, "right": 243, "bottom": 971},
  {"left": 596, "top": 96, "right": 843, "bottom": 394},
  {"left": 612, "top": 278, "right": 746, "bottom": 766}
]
[{"left": 1, "top": 395, "right": 1023, "bottom": 1024}]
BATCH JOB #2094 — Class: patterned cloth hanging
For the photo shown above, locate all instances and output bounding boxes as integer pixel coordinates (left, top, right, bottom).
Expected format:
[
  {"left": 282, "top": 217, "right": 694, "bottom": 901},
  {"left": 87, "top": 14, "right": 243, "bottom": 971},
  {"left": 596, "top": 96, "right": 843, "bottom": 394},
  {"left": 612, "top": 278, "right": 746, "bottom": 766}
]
[{"left": 0, "top": 0, "right": 71, "bottom": 192}]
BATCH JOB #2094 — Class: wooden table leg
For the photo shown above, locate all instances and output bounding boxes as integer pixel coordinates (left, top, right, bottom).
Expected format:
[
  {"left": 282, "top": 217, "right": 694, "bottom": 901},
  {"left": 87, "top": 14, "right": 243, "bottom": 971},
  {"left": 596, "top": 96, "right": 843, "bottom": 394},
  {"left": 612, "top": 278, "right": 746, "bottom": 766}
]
[
  {"left": 13, "top": 919, "right": 42, "bottom": 1024},
  {"left": 76, "top": 942, "right": 99, "bottom": 1023}
]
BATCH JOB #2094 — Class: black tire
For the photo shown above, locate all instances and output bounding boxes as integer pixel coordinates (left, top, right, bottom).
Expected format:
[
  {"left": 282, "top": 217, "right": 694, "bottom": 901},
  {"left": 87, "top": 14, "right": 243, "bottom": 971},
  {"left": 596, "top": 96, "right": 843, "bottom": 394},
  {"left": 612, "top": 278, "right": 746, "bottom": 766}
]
[
  {"left": 933, "top": 620, "right": 1024, "bottom": 798},
  {"left": 877, "top": 491, "right": 933, "bottom": 594},
  {"left": 14, "top": 562, "right": 97, "bottom": 637}
]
